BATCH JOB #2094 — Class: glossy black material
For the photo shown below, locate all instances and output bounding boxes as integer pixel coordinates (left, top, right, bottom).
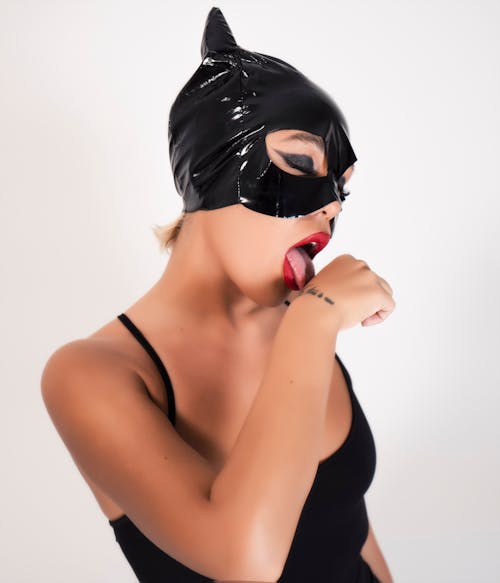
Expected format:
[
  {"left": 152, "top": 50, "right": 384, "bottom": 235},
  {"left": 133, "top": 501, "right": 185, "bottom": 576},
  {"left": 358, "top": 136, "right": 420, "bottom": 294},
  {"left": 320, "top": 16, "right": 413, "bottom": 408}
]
[{"left": 168, "top": 6, "right": 357, "bottom": 219}]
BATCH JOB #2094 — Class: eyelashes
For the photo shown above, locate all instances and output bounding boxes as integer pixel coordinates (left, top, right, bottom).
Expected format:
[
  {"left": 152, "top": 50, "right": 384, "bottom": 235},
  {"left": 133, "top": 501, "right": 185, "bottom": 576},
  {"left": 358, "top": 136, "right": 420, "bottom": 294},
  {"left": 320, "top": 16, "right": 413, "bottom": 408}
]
[
  {"left": 275, "top": 150, "right": 317, "bottom": 176},
  {"left": 275, "top": 149, "right": 352, "bottom": 199},
  {"left": 337, "top": 177, "right": 351, "bottom": 200},
  {"left": 337, "top": 176, "right": 351, "bottom": 200}
]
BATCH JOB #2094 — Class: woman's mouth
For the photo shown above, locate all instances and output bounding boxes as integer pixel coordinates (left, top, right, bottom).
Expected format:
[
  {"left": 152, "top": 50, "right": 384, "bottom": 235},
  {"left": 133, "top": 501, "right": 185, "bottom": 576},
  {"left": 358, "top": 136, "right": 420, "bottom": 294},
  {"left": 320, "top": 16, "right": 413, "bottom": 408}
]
[{"left": 282, "top": 231, "right": 330, "bottom": 291}]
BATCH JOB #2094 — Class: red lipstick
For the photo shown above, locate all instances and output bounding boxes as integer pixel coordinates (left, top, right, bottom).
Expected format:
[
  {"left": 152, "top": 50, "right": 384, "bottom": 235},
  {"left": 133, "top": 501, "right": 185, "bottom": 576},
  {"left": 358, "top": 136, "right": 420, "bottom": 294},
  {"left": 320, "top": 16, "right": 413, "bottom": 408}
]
[
  {"left": 286, "top": 231, "right": 330, "bottom": 258},
  {"left": 283, "top": 231, "right": 331, "bottom": 291}
]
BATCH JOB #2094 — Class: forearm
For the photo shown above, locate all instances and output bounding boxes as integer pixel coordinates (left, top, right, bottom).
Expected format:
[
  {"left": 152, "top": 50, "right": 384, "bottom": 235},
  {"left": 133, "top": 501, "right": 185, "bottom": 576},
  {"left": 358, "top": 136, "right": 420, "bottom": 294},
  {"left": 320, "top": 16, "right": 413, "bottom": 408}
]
[
  {"left": 361, "top": 521, "right": 394, "bottom": 583},
  {"left": 210, "top": 298, "right": 340, "bottom": 580}
]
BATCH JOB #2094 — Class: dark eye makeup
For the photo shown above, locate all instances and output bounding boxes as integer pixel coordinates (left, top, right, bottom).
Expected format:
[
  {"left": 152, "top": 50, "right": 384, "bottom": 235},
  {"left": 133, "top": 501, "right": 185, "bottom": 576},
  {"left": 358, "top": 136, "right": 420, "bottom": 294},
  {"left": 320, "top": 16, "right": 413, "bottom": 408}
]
[
  {"left": 275, "top": 149, "right": 352, "bottom": 200},
  {"left": 275, "top": 150, "right": 317, "bottom": 176}
]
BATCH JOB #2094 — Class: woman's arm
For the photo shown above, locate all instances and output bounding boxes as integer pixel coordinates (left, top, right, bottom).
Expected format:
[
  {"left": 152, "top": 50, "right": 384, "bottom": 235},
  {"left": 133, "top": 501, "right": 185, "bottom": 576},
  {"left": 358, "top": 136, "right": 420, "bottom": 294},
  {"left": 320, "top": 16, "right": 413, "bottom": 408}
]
[
  {"left": 360, "top": 519, "right": 394, "bottom": 583},
  {"left": 210, "top": 297, "right": 342, "bottom": 580}
]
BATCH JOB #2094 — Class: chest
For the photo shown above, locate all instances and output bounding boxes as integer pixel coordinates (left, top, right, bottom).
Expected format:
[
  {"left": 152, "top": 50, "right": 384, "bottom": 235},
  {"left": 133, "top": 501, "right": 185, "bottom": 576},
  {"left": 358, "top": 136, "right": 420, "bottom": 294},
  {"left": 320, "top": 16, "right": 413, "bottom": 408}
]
[
  {"left": 80, "top": 340, "right": 353, "bottom": 520},
  {"left": 159, "top": 337, "right": 353, "bottom": 466}
]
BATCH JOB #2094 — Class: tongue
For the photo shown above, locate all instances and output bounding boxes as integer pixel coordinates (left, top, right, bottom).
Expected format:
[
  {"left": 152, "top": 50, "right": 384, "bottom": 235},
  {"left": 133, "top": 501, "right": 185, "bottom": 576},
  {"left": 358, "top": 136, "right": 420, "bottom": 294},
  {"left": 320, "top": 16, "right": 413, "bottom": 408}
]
[{"left": 285, "top": 246, "right": 315, "bottom": 290}]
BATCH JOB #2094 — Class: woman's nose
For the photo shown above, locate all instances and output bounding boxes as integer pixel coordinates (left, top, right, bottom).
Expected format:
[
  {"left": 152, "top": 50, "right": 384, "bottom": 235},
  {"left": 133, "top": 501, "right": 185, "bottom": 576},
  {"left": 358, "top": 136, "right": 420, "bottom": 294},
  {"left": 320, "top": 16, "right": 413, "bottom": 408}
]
[{"left": 318, "top": 200, "right": 342, "bottom": 220}]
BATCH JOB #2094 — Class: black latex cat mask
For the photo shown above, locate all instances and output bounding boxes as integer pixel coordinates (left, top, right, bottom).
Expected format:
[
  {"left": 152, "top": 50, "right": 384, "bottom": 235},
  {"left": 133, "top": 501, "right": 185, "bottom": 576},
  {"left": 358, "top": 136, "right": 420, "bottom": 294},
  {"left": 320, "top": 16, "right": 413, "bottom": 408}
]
[{"left": 167, "top": 6, "right": 357, "bottom": 219}]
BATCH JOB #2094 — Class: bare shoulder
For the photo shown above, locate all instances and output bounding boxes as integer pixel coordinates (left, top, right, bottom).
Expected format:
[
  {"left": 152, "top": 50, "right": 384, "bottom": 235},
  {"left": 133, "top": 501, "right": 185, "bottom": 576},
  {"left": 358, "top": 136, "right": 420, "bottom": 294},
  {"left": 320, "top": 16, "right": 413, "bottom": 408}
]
[
  {"left": 39, "top": 338, "right": 251, "bottom": 579},
  {"left": 40, "top": 337, "right": 151, "bottom": 452},
  {"left": 41, "top": 336, "right": 141, "bottom": 406}
]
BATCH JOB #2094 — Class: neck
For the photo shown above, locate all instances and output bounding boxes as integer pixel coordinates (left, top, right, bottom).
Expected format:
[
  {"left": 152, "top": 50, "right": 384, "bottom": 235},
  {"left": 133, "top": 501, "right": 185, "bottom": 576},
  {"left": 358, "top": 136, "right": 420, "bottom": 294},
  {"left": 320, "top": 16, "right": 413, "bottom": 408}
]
[{"left": 134, "top": 214, "right": 291, "bottom": 336}]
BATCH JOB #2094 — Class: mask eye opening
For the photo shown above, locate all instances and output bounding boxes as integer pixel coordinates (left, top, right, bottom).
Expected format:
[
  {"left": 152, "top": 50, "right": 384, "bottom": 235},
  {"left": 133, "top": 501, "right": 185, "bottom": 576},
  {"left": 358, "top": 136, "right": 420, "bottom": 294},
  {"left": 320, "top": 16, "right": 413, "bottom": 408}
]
[{"left": 264, "top": 128, "right": 327, "bottom": 176}]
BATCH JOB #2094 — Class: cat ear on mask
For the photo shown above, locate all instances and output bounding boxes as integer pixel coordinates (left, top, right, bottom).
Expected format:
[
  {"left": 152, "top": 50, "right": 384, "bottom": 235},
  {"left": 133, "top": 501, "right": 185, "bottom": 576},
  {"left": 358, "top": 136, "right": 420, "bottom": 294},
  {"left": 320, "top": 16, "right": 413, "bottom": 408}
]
[{"left": 200, "top": 6, "right": 240, "bottom": 59}]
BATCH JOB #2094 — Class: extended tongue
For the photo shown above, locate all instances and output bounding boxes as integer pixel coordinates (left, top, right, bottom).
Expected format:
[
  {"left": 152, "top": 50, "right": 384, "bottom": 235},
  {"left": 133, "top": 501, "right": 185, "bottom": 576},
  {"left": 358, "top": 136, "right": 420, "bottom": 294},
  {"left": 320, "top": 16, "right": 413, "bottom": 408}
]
[{"left": 285, "top": 246, "right": 316, "bottom": 290}]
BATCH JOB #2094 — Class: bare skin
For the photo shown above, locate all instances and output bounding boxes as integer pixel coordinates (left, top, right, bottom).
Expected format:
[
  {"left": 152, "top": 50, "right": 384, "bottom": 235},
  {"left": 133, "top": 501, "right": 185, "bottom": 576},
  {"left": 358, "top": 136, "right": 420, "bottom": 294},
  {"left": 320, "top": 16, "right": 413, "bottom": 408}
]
[
  {"left": 81, "top": 127, "right": 352, "bottom": 511},
  {"left": 48, "top": 128, "right": 392, "bottom": 582}
]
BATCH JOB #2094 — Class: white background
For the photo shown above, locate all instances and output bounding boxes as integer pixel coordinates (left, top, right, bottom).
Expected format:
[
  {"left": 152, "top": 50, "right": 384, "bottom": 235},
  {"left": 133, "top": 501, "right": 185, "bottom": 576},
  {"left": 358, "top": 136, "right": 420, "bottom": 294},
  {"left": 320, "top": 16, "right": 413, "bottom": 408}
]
[{"left": 1, "top": 0, "right": 499, "bottom": 581}]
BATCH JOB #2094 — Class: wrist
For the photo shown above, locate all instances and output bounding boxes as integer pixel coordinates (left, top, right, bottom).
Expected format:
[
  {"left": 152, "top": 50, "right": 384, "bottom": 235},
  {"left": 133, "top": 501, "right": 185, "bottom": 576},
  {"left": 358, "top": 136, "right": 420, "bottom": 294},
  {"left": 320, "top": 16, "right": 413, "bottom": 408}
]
[{"left": 285, "top": 289, "right": 343, "bottom": 335}]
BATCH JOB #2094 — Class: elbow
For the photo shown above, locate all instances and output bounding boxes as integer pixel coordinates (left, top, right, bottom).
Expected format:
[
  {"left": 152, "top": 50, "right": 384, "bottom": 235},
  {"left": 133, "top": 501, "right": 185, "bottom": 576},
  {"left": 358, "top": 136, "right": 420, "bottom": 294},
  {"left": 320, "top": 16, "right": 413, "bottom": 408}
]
[
  {"left": 220, "top": 522, "right": 284, "bottom": 582},
  {"left": 207, "top": 482, "right": 285, "bottom": 581},
  {"left": 221, "top": 553, "right": 283, "bottom": 582}
]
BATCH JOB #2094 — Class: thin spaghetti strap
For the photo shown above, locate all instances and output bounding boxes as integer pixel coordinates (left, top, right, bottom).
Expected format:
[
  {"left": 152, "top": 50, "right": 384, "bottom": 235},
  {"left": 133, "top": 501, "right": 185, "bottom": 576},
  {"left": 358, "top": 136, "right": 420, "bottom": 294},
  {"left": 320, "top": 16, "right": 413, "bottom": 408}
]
[{"left": 117, "top": 313, "right": 176, "bottom": 426}]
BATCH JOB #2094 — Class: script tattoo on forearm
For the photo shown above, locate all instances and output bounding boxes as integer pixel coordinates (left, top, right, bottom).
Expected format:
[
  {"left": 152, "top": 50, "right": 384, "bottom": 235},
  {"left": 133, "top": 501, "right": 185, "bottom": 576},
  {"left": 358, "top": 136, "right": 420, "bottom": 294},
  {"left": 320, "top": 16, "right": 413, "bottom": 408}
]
[{"left": 284, "top": 285, "right": 336, "bottom": 307}]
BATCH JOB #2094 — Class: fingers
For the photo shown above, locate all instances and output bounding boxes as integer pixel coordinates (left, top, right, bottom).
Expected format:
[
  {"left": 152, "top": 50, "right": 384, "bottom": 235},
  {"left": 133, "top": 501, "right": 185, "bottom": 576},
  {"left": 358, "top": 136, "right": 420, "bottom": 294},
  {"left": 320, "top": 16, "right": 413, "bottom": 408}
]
[
  {"left": 362, "top": 271, "right": 396, "bottom": 327},
  {"left": 377, "top": 276, "right": 393, "bottom": 296},
  {"left": 361, "top": 304, "right": 395, "bottom": 326}
]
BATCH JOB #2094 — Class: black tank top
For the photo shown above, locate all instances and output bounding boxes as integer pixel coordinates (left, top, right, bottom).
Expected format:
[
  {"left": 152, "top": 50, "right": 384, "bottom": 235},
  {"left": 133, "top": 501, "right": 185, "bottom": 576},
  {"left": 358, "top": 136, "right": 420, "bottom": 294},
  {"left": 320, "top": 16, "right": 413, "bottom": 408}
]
[{"left": 109, "top": 313, "right": 379, "bottom": 583}]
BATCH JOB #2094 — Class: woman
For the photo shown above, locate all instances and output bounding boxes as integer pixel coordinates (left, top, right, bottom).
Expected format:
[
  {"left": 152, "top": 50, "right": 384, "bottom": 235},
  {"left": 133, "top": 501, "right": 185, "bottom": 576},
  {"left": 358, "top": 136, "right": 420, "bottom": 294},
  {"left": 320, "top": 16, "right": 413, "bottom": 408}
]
[{"left": 41, "top": 7, "right": 396, "bottom": 583}]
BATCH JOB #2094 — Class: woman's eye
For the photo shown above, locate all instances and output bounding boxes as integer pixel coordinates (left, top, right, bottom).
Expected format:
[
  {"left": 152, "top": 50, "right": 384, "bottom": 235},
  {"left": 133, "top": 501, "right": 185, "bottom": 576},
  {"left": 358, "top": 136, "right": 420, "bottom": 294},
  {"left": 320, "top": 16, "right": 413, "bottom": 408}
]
[
  {"left": 291, "top": 163, "right": 316, "bottom": 176},
  {"left": 277, "top": 151, "right": 316, "bottom": 175}
]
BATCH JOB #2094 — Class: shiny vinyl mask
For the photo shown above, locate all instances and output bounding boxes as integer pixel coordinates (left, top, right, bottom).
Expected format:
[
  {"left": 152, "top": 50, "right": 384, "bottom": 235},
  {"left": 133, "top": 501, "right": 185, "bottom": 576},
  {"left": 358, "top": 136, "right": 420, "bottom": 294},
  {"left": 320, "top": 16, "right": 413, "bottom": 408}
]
[{"left": 168, "top": 6, "right": 357, "bottom": 220}]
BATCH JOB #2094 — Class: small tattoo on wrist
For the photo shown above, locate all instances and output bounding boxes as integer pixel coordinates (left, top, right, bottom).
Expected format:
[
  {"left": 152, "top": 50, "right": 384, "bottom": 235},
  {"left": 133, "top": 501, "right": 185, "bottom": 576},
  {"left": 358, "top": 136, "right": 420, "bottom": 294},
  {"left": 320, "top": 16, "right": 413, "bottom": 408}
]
[{"left": 291, "top": 285, "right": 335, "bottom": 305}]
